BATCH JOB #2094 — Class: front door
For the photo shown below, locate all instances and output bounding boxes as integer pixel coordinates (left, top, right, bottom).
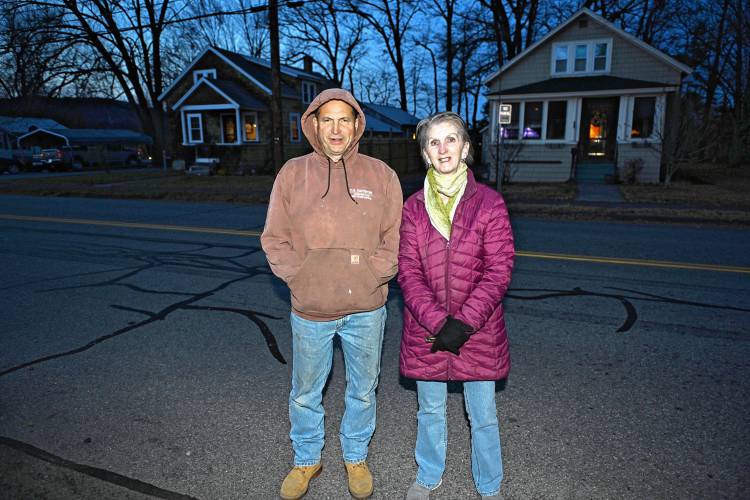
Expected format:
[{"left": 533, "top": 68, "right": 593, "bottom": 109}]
[{"left": 579, "top": 97, "right": 619, "bottom": 162}]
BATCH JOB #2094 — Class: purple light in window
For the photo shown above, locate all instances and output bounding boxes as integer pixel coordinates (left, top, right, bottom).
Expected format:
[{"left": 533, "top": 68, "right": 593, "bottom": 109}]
[{"left": 523, "top": 127, "right": 540, "bottom": 139}]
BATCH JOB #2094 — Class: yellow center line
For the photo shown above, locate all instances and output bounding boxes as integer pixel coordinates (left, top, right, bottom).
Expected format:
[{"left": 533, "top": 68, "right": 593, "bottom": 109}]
[
  {"left": 2, "top": 213, "right": 748, "bottom": 274},
  {"left": 517, "top": 251, "right": 750, "bottom": 274},
  {"left": 0, "top": 214, "right": 262, "bottom": 237}
]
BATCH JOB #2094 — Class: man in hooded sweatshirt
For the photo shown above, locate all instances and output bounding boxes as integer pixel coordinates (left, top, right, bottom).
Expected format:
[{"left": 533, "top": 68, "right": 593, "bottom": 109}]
[{"left": 261, "top": 88, "right": 403, "bottom": 500}]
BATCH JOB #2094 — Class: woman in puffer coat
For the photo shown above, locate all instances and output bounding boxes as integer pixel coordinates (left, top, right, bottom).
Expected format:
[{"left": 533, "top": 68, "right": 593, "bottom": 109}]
[{"left": 399, "top": 112, "right": 515, "bottom": 500}]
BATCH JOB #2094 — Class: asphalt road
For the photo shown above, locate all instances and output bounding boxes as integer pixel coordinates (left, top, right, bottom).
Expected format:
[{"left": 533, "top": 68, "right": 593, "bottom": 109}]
[{"left": 0, "top": 195, "right": 748, "bottom": 500}]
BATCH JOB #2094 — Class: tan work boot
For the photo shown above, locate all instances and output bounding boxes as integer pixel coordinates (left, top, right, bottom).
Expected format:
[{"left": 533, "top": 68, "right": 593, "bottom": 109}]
[
  {"left": 344, "top": 461, "right": 374, "bottom": 499},
  {"left": 279, "top": 464, "right": 322, "bottom": 500}
]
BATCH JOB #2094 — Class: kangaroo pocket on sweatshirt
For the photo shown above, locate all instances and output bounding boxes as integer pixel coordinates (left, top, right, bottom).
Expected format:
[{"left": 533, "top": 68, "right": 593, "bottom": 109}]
[{"left": 290, "top": 248, "right": 381, "bottom": 316}]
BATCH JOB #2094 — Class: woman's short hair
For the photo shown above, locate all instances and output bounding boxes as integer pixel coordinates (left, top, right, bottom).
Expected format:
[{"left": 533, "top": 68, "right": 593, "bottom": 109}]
[{"left": 416, "top": 111, "right": 473, "bottom": 165}]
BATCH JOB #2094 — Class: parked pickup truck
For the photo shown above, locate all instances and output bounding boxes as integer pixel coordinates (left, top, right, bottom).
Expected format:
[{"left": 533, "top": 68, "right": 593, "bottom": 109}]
[
  {"left": 31, "top": 145, "right": 148, "bottom": 171},
  {"left": 31, "top": 148, "right": 82, "bottom": 171}
]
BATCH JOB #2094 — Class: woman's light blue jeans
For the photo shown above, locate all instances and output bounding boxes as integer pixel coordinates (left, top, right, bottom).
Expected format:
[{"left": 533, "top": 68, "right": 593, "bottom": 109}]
[
  {"left": 289, "top": 306, "right": 386, "bottom": 466},
  {"left": 415, "top": 380, "right": 503, "bottom": 496}
]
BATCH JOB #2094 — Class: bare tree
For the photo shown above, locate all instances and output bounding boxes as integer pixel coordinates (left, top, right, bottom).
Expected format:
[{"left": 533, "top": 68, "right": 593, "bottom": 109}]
[
  {"left": 346, "top": 0, "right": 419, "bottom": 111},
  {"left": 426, "top": 0, "right": 457, "bottom": 110},
  {"left": 282, "top": 0, "right": 365, "bottom": 86},
  {"left": 0, "top": 2, "right": 95, "bottom": 98},
  {"left": 47, "top": 0, "right": 180, "bottom": 165},
  {"left": 652, "top": 94, "right": 718, "bottom": 184},
  {"left": 476, "top": 0, "right": 539, "bottom": 68},
  {"left": 413, "top": 37, "right": 439, "bottom": 113}
]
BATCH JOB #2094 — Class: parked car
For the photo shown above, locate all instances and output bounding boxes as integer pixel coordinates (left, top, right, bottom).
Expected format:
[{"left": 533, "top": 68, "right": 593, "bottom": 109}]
[{"left": 31, "top": 147, "right": 85, "bottom": 171}]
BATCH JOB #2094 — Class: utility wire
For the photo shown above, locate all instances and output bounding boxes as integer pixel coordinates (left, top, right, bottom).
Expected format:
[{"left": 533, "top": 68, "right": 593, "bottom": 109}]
[{"left": 0, "top": 0, "right": 308, "bottom": 50}]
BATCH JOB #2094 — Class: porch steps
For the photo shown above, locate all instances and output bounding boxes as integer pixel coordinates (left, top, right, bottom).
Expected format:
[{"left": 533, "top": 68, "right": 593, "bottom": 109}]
[{"left": 576, "top": 163, "right": 615, "bottom": 184}]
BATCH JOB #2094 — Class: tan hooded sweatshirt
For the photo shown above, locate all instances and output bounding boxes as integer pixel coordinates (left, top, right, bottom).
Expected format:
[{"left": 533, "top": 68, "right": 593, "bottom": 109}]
[{"left": 261, "top": 88, "right": 403, "bottom": 320}]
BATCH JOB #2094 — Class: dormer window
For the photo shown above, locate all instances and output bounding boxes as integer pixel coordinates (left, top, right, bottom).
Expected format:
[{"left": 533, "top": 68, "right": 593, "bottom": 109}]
[
  {"left": 193, "top": 69, "right": 217, "bottom": 83},
  {"left": 551, "top": 39, "right": 611, "bottom": 76},
  {"left": 301, "top": 81, "right": 316, "bottom": 104}
]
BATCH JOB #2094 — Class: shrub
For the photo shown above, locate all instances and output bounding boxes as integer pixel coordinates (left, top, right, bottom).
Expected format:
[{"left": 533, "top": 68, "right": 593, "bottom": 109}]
[{"left": 619, "top": 158, "right": 644, "bottom": 184}]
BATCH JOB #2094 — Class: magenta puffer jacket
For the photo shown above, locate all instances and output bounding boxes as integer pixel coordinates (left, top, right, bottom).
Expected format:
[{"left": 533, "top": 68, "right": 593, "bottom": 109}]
[{"left": 398, "top": 171, "right": 514, "bottom": 381}]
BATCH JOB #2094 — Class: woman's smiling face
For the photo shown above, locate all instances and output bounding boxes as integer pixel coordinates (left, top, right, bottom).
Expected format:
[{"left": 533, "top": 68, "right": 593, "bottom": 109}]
[{"left": 423, "top": 121, "right": 470, "bottom": 175}]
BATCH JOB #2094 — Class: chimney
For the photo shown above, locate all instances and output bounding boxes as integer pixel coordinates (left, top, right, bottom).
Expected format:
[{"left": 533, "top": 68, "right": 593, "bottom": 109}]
[{"left": 303, "top": 55, "right": 313, "bottom": 73}]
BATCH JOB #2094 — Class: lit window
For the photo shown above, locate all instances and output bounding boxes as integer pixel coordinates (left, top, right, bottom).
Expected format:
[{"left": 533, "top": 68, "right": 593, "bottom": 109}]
[
  {"left": 574, "top": 45, "right": 587, "bottom": 72},
  {"left": 546, "top": 101, "right": 567, "bottom": 140},
  {"left": 186, "top": 113, "right": 203, "bottom": 143},
  {"left": 289, "top": 112, "right": 301, "bottom": 143},
  {"left": 554, "top": 45, "right": 568, "bottom": 73},
  {"left": 221, "top": 114, "right": 237, "bottom": 143},
  {"left": 301, "top": 82, "right": 316, "bottom": 104},
  {"left": 631, "top": 97, "right": 656, "bottom": 139},
  {"left": 523, "top": 102, "right": 542, "bottom": 139},
  {"left": 499, "top": 102, "right": 519, "bottom": 139},
  {"left": 243, "top": 112, "right": 259, "bottom": 142}
]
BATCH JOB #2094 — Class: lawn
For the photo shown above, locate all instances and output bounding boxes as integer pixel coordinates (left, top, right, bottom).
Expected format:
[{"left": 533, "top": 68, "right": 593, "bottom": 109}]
[
  {"left": 1, "top": 165, "right": 747, "bottom": 226},
  {"left": 620, "top": 164, "right": 750, "bottom": 209}
]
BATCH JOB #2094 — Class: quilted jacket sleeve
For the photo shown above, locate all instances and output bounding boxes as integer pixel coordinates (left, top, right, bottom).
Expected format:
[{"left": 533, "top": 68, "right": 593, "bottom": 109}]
[
  {"left": 397, "top": 200, "right": 449, "bottom": 334},
  {"left": 453, "top": 196, "right": 514, "bottom": 331}
]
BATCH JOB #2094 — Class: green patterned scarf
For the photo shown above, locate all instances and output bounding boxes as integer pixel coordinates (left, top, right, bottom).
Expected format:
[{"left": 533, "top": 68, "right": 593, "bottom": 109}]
[{"left": 424, "top": 162, "right": 468, "bottom": 240}]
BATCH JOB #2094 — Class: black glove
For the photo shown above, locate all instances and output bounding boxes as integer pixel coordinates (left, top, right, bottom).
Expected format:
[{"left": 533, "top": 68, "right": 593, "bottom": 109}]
[{"left": 430, "top": 317, "right": 472, "bottom": 355}]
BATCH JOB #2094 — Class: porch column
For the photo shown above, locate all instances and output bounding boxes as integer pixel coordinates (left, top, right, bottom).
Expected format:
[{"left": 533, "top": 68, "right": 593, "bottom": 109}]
[
  {"left": 180, "top": 109, "right": 187, "bottom": 145},
  {"left": 235, "top": 108, "right": 241, "bottom": 144}
]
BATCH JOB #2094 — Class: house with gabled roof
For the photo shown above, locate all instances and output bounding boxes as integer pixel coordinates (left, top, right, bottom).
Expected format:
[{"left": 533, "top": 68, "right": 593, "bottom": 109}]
[
  {"left": 158, "top": 46, "right": 335, "bottom": 173},
  {"left": 159, "top": 46, "right": 421, "bottom": 174},
  {"left": 482, "top": 8, "right": 692, "bottom": 184}
]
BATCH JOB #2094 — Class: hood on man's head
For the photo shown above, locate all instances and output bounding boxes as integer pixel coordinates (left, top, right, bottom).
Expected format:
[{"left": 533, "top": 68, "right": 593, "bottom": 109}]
[{"left": 301, "top": 88, "right": 366, "bottom": 160}]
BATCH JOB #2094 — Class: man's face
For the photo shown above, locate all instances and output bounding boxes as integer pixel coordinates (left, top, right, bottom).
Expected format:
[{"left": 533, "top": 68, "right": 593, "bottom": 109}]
[{"left": 313, "top": 100, "right": 358, "bottom": 161}]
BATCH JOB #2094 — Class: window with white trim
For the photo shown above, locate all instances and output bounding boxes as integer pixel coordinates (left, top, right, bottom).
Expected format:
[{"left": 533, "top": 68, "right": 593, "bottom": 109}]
[
  {"left": 289, "top": 112, "right": 301, "bottom": 143},
  {"left": 499, "top": 100, "right": 572, "bottom": 143},
  {"left": 193, "top": 69, "right": 217, "bottom": 83},
  {"left": 186, "top": 113, "right": 203, "bottom": 143},
  {"left": 551, "top": 39, "right": 611, "bottom": 75},
  {"left": 523, "top": 102, "right": 543, "bottom": 139},
  {"left": 574, "top": 44, "right": 587, "bottom": 72},
  {"left": 631, "top": 96, "right": 656, "bottom": 139},
  {"left": 499, "top": 102, "right": 519, "bottom": 139},
  {"left": 301, "top": 81, "right": 316, "bottom": 104},
  {"left": 546, "top": 101, "right": 567, "bottom": 140},
  {"left": 554, "top": 45, "right": 568, "bottom": 73},
  {"left": 243, "top": 112, "right": 259, "bottom": 142},
  {"left": 221, "top": 114, "right": 237, "bottom": 143},
  {"left": 593, "top": 43, "right": 608, "bottom": 71}
]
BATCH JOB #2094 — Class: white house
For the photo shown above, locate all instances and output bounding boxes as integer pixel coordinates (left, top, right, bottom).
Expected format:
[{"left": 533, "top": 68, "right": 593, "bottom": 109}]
[{"left": 483, "top": 8, "right": 692, "bottom": 184}]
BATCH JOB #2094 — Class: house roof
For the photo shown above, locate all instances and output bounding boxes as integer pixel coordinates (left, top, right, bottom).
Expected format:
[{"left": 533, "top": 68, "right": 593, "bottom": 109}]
[
  {"left": 212, "top": 80, "right": 267, "bottom": 110},
  {"left": 226, "top": 50, "right": 330, "bottom": 82},
  {"left": 361, "top": 103, "right": 420, "bottom": 127},
  {"left": 0, "top": 116, "right": 66, "bottom": 134},
  {"left": 362, "top": 113, "right": 401, "bottom": 134},
  {"left": 158, "top": 46, "right": 329, "bottom": 102},
  {"left": 487, "top": 75, "right": 680, "bottom": 97},
  {"left": 213, "top": 48, "right": 300, "bottom": 98},
  {"left": 483, "top": 7, "right": 692, "bottom": 85},
  {"left": 172, "top": 78, "right": 268, "bottom": 110},
  {"left": 18, "top": 127, "right": 152, "bottom": 145}
]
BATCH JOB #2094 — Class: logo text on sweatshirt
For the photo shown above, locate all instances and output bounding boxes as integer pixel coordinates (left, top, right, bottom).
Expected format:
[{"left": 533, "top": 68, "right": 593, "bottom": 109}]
[{"left": 349, "top": 188, "right": 373, "bottom": 201}]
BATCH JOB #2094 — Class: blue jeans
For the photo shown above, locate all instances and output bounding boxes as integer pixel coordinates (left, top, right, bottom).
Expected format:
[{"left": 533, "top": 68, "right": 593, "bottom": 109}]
[
  {"left": 415, "top": 380, "right": 503, "bottom": 496},
  {"left": 289, "top": 306, "right": 386, "bottom": 466}
]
